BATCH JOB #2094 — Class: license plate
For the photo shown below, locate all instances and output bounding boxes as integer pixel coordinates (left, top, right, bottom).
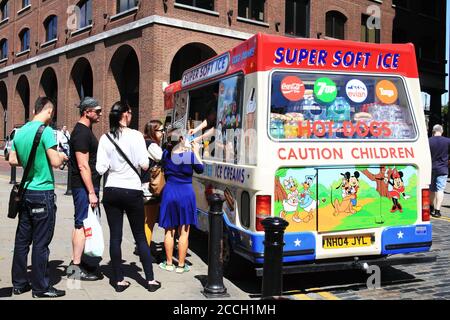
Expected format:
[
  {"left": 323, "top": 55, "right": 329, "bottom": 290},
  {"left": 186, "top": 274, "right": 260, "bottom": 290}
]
[{"left": 323, "top": 234, "right": 372, "bottom": 249}]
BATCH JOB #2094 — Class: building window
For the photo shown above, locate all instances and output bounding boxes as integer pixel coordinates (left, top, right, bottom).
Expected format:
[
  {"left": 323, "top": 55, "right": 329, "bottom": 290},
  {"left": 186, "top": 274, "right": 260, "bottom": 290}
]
[
  {"left": 22, "top": 0, "right": 29, "bottom": 8},
  {"left": 326, "top": 11, "right": 346, "bottom": 40},
  {"left": 419, "top": 0, "right": 438, "bottom": 17},
  {"left": 78, "top": 0, "right": 92, "bottom": 28},
  {"left": 175, "top": 0, "right": 214, "bottom": 11},
  {"left": 0, "top": 39, "right": 7, "bottom": 59},
  {"left": 1, "top": 0, "right": 8, "bottom": 20},
  {"left": 238, "top": 0, "right": 265, "bottom": 22},
  {"left": 285, "top": 0, "right": 309, "bottom": 37},
  {"left": 116, "top": 0, "right": 138, "bottom": 13},
  {"left": 361, "top": 14, "right": 380, "bottom": 43},
  {"left": 19, "top": 28, "right": 30, "bottom": 52},
  {"left": 44, "top": 15, "right": 58, "bottom": 42}
]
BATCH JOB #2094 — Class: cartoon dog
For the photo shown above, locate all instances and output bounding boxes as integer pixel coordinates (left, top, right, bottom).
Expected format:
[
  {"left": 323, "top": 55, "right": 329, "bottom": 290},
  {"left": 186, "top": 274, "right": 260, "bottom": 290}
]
[
  {"left": 296, "top": 176, "right": 317, "bottom": 223},
  {"left": 280, "top": 177, "right": 300, "bottom": 221},
  {"left": 333, "top": 172, "right": 356, "bottom": 216},
  {"left": 388, "top": 169, "right": 410, "bottom": 213}
]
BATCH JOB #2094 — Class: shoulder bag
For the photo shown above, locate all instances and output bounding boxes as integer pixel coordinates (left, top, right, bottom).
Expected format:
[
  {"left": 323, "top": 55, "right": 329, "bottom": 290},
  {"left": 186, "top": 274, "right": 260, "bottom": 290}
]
[
  {"left": 105, "top": 134, "right": 165, "bottom": 203},
  {"left": 8, "top": 125, "right": 46, "bottom": 219}
]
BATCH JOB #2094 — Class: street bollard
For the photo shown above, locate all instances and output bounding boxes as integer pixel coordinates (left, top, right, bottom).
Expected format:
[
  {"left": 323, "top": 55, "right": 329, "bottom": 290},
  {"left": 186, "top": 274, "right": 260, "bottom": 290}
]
[
  {"left": 64, "top": 162, "right": 72, "bottom": 196},
  {"left": 261, "top": 217, "right": 289, "bottom": 299},
  {"left": 203, "top": 193, "right": 230, "bottom": 298},
  {"left": 9, "top": 166, "right": 16, "bottom": 184}
]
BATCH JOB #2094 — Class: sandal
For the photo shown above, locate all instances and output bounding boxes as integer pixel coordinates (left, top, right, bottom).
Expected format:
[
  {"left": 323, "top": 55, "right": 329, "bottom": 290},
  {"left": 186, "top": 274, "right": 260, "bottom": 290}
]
[
  {"left": 175, "top": 264, "right": 190, "bottom": 274},
  {"left": 114, "top": 280, "right": 131, "bottom": 293},
  {"left": 159, "top": 261, "right": 175, "bottom": 272}
]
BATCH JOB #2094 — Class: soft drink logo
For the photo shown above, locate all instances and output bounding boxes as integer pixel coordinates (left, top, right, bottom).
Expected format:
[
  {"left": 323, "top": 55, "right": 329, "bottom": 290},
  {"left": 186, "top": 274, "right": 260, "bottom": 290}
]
[
  {"left": 84, "top": 227, "right": 92, "bottom": 238},
  {"left": 346, "top": 79, "right": 368, "bottom": 103},
  {"left": 376, "top": 80, "right": 398, "bottom": 104},
  {"left": 281, "top": 76, "right": 305, "bottom": 101}
]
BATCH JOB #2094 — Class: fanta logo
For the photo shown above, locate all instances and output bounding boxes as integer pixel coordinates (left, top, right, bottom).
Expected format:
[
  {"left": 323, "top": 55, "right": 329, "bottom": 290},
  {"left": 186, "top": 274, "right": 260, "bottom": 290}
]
[
  {"left": 281, "top": 76, "right": 305, "bottom": 101},
  {"left": 376, "top": 80, "right": 398, "bottom": 104}
]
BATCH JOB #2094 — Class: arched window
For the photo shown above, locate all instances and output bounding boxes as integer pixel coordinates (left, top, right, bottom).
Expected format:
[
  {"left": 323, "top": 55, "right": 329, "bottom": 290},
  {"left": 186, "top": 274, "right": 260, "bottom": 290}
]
[
  {"left": 78, "top": 0, "right": 92, "bottom": 29},
  {"left": 326, "top": 11, "right": 347, "bottom": 40},
  {"left": 117, "top": 0, "right": 138, "bottom": 13},
  {"left": 0, "top": 39, "right": 7, "bottom": 59},
  {"left": 44, "top": 15, "right": 58, "bottom": 41},
  {"left": 0, "top": 0, "right": 9, "bottom": 20},
  {"left": 19, "top": 28, "right": 30, "bottom": 52}
]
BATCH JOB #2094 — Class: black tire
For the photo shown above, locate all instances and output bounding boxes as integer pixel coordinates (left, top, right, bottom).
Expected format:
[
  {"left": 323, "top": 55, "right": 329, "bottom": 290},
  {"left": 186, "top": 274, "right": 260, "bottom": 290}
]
[{"left": 222, "top": 230, "right": 252, "bottom": 279}]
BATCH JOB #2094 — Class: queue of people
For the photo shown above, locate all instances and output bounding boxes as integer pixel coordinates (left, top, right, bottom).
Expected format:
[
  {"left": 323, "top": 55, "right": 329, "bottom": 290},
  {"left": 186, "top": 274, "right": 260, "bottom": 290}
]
[{"left": 8, "top": 96, "right": 203, "bottom": 298}]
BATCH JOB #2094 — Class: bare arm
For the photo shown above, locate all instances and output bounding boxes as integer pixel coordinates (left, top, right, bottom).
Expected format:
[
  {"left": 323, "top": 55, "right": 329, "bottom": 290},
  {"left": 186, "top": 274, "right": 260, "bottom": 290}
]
[
  {"left": 46, "top": 147, "right": 67, "bottom": 168},
  {"left": 76, "top": 151, "right": 98, "bottom": 207},
  {"left": 8, "top": 151, "right": 21, "bottom": 167}
]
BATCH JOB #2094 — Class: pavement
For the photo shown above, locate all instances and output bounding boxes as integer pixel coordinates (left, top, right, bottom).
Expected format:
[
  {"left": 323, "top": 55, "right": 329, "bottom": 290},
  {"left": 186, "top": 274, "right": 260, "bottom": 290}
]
[{"left": 0, "top": 157, "right": 249, "bottom": 300}]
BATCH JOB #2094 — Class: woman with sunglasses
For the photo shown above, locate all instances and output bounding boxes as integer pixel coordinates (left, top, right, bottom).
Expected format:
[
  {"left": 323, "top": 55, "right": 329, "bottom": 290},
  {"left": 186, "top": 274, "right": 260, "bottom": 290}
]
[{"left": 96, "top": 102, "right": 161, "bottom": 293}]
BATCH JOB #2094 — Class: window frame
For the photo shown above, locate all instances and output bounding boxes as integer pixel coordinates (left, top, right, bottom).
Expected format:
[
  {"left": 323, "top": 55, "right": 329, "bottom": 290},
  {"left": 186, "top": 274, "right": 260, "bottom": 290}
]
[
  {"left": 22, "top": 0, "right": 29, "bottom": 8},
  {"left": 78, "top": 0, "right": 93, "bottom": 29},
  {"left": 175, "top": 0, "right": 214, "bottom": 11},
  {"left": 285, "top": 0, "right": 310, "bottom": 38},
  {"left": 44, "top": 15, "right": 58, "bottom": 42},
  {"left": 19, "top": 28, "right": 30, "bottom": 52},
  {"left": 238, "top": 0, "right": 266, "bottom": 22},
  {"left": 326, "top": 11, "right": 347, "bottom": 40},
  {"left": 0, "top": 38, "right": 7, "bottom": 59},
  {"left": 268, "top": 69, "right": 419, "bottom": 143},
  {"left": 0, "top": 0, "right": 8, "bottom": 20},
  {"left": 116, "top": 0, "right": 138, "bottom": 14}
]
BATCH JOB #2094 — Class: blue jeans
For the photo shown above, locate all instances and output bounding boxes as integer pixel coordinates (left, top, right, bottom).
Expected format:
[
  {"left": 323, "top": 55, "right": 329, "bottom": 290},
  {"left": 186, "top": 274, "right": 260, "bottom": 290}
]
[{"left": 12, "top": 190, "right": 57, "bottom": 294}]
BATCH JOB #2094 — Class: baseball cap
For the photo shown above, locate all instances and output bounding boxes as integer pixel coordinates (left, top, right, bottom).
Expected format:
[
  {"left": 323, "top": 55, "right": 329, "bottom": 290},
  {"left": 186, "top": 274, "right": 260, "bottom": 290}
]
[{"left": 79, "top": 97, "right": 101, "bottom": 111}]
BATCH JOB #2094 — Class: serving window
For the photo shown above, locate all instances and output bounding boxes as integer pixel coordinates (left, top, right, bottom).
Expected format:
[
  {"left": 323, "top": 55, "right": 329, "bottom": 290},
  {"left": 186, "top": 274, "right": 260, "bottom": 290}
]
[{"left": 269, "top": 72, "right": 417, "bottom": 141}]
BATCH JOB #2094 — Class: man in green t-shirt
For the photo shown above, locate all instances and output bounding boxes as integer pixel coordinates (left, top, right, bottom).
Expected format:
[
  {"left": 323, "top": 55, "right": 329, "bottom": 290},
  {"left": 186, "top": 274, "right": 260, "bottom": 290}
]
[{"left": 8, "top": 97, "right": 68, "bottom": 298}]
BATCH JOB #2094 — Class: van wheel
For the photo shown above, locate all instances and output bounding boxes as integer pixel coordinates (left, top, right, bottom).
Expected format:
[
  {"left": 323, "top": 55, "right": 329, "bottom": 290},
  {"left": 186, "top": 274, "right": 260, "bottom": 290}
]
[{"left": 222, "top": 231, "right": 250, "bottom": 279}]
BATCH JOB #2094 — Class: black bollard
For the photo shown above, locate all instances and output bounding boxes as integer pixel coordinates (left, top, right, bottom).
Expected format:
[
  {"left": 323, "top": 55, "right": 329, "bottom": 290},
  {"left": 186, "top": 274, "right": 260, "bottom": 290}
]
[
  {"left": 261, "top": 217, "right": 289, "bottom": 299},
  {"left": 64, "top": 162, "right": 72, "bottom": 195},
  {"left": 203, "top": 193, "right": 230, "bottom": 298},
  {"left": 9, "top": 166, "right": 16, "bottom": 184}
]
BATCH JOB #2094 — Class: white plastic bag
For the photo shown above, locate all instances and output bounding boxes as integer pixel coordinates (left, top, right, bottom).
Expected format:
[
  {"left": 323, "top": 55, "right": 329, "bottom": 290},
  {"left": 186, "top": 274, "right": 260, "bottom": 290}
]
[{"left": 83, "top": 206, "right": 104, "bottom": 257}]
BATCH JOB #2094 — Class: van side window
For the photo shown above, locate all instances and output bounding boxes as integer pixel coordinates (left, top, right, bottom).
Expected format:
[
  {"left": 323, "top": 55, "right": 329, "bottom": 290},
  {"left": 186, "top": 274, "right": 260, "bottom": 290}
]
[{"left": 270, "top": 72, "right": 417, "bottom": 140}]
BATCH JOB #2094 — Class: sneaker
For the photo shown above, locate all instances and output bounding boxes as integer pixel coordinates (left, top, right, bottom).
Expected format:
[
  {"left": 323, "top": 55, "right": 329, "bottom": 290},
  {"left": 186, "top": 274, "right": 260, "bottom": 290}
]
[
  {"left": 159, "top": 261, "right": 175, "bottom": 272},
  {"left": 431, "top": 211, "right": 442, "bottom": 218},
  {"left": 67, "top": 262, "right": 101, "bottom": 281},
  {"left": 32, "top": 287, "right": 65, "bottom": 298},
  {"left": 175, "top": 265, "right": 190, "bottom": 274},
  {"left": 13, "top": 283, "right": 32, "bottom": 295}
]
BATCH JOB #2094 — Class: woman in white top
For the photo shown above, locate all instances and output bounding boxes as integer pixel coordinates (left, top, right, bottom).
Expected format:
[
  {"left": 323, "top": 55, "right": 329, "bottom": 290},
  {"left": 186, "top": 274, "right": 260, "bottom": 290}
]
[{"left": 96, "top": 101, "right": 161, "bottom": 293}]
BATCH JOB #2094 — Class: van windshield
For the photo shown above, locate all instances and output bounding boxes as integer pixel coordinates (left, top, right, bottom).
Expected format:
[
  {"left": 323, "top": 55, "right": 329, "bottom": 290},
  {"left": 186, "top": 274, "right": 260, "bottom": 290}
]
[{"left": 269, "top": 72, "right": 417, "bottom": 141}]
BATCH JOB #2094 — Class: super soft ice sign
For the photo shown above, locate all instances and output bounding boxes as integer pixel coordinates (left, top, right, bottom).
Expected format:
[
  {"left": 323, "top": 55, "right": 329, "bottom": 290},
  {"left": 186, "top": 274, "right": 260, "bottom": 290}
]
[
  {"left": 274, "top": 48, "right": 400, "bottom": 71},
  {"left": 181, "top": 53, "right": 230, "bottom": 88}
]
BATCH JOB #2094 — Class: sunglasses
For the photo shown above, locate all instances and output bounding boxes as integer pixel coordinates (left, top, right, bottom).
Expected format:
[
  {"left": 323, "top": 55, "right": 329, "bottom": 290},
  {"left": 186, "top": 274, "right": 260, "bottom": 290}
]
[
  {"left": 155, "top": 129, "right": 164, "bottom": 132},
  {"left": 88, "top": 109, "right": 102, "bottom": 114}
]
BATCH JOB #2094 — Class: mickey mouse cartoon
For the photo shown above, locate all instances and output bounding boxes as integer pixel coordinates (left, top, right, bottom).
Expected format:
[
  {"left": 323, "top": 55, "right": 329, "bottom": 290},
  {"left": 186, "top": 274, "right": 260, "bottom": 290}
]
[{"left": 388, "top": 169, "right": 410, "bottom": 213}]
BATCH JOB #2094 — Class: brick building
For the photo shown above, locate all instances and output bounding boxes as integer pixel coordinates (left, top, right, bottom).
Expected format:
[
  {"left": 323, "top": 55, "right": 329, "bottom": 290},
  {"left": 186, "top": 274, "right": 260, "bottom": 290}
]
[{"left": 0, "top": 0, "right": 396, "bottom": 140}]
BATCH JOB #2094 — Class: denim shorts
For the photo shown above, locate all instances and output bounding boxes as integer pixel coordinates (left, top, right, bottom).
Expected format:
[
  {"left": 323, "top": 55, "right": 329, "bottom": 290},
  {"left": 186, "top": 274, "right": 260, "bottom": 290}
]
[
  {"left": 430, "top": 174, "right": 448, "bottom": 192},
  {"left": 72, "top": 188, "right": 99, "bottom": 229}
]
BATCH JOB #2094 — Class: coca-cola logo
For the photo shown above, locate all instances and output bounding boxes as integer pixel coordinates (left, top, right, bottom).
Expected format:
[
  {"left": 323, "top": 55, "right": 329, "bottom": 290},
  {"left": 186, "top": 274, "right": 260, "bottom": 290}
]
[{"left": 281, "top": 76, "right": 305, "bottom": 101}]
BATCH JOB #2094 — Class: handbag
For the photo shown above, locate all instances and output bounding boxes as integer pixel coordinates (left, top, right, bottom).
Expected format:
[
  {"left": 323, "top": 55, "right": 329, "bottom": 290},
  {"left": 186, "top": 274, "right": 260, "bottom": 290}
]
[
  {"left": 105, "top": 134, "right": 158, "bottom": 204},
  {"left": 83, "top": 206, "right": 104, "bottom": 257},
  {"left": 149, "top": 164, "right": 165, "bottom": 197},
  {"left": 7, "top": 125, "right": 46, "bottom": 219}
]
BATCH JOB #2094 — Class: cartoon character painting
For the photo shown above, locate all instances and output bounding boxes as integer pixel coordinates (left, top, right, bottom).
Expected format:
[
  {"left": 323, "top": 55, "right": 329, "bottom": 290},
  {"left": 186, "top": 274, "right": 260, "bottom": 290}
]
[
  {"left": 297, "top": 176, "right": 317, "bottom": 223},
  {"left": 333, "top": 172, "right": 357, "bottom": 215},
  {"left": 387, "top": 169, "right": 410, "bottom": 213},
  {"left": 349, "top": 171, "right": 361, "bottom": 211},
  {"left": 280, "top": 177, "right": 300, "bottom": 221}
]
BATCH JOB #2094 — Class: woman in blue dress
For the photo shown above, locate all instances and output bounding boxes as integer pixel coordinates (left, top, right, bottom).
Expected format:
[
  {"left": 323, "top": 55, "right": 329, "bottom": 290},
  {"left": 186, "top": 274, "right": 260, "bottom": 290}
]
[{"left": 159, "top": 129, "right": 204, "bottom": 273}]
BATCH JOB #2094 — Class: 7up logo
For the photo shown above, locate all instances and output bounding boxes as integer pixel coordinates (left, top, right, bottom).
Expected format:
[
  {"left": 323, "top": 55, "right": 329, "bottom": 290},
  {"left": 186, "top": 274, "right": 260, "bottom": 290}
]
[{"left": 314, "top": 77, "right": 337, "bottom": 104}]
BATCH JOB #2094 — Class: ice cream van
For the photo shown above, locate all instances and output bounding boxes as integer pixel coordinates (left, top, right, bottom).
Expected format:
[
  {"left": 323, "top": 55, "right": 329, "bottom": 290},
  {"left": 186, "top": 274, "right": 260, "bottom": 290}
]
[{"left": 163, "top": 33, "right": 432, "bottom": 275}]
